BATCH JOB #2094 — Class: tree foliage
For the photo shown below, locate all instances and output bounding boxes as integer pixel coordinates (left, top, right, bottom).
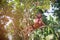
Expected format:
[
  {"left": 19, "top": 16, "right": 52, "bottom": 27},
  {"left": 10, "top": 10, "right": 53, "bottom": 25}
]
[{"left": 0, "top": 0, "right": 60, "bottom": 40}]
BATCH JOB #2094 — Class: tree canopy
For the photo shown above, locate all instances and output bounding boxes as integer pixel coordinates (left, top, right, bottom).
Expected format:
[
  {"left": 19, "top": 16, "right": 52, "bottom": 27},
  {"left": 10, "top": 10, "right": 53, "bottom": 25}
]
[{"left": 0, "top": 0, "right": 60, "bottom": 40}]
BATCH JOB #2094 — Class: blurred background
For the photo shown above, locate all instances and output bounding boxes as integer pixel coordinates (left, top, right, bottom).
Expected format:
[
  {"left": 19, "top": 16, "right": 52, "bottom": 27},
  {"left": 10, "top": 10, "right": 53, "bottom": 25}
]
[{"left": 0, "top": 0, "right": 60, "bottom": 40}]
